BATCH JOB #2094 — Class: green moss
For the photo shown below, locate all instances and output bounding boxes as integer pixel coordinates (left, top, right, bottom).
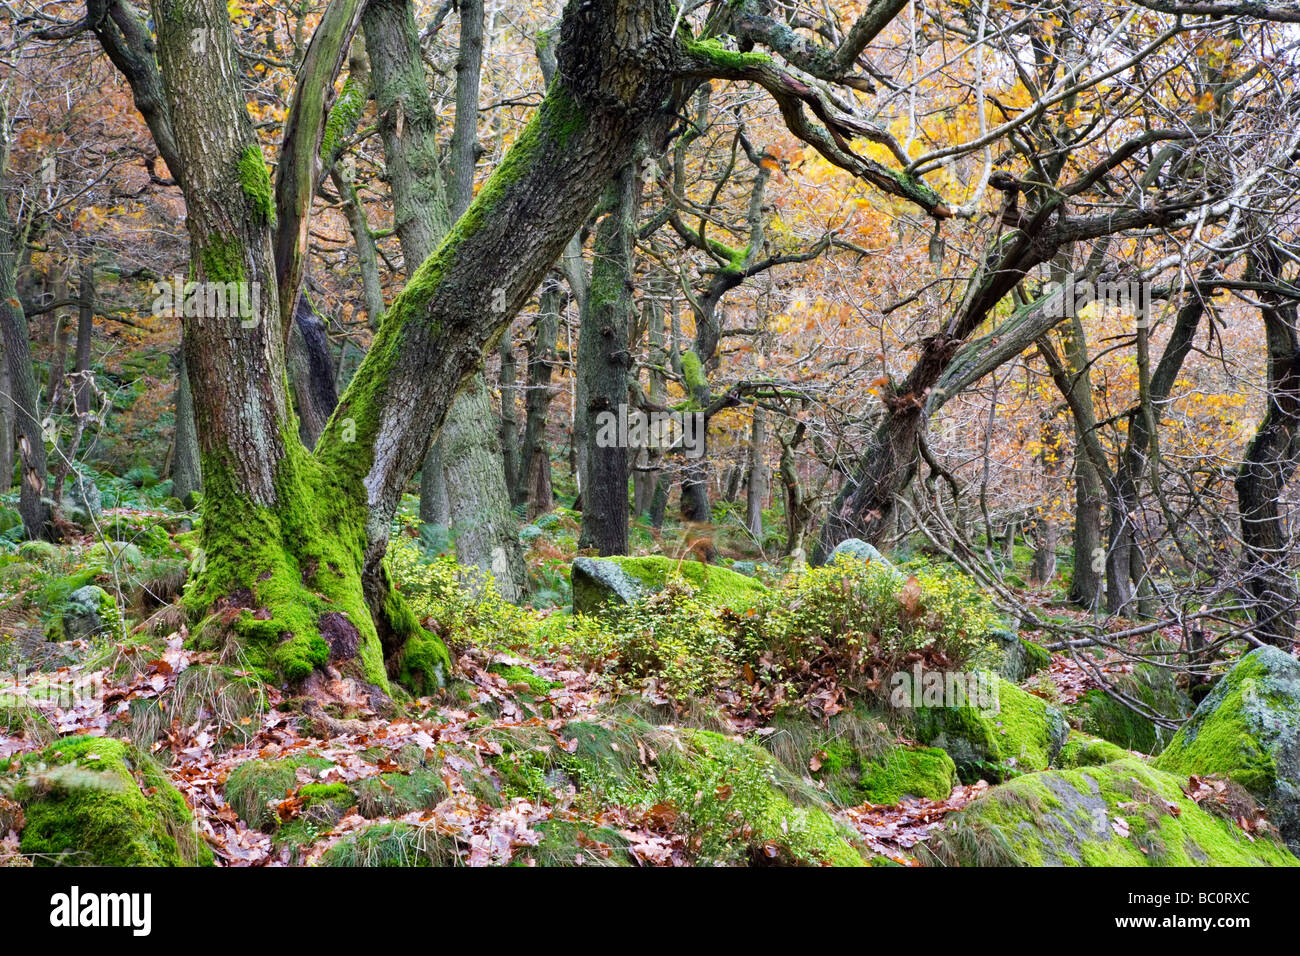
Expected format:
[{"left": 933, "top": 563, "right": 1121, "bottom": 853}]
[
  {"left": 1057, "top": 731, "right": 1131, "bottom": 768},
  {"left": 395, "top": 633, "right": 451, "bottom": 696},
  {"left": 684, "top": 36, "right": 772, "bottom": 71},
  {"left": 911, "top": 676, "right": 1066, "bottom": 782},
  {"left": 236, "top": 144, "right": 275, "bottom": 224},
  {"left": 224, "top": 755, "right": 335, "bottom": 830},
  {"left": 680, "top": 349, "right": 707, "bottom": 395},
  {"left": 927, "top": 758, "right": 1298, "bottom": 867},
  {"left": 611, "top": 554, "right": 767, "bottom": 609},
  {"left": 198, "top": 235, "right": 244, "bottom": 284},
  {"left": 352, "top": 770, "right": 447, "bottom": 818},
  {"left": 319, "top": 821, "right": 458, "bottom": 866},
  {"left": 859, "top": 747, "right": 957, "bottom": 804},
  {"left": 1153, "top": 650, "right": 1283, "bottom": 796},
  {"left": 321, "top": 77, "right": 364, "bottom": 161},
  {"left": 188, "top": 438, "right": 420, "bottom": 692},
  {"left": 1022, "top": 639, "right": 1051, "bottom": 676},
  {"left": 557, "top": 713, "right": 866, "bottom": 866},
  {"left": 15, "top": 735, "right": 212, "bottom": 866}
]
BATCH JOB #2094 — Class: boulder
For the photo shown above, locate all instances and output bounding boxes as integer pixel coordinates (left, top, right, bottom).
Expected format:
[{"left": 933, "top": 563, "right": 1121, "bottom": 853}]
[
  {"left": 985, "top": 629, "right": 1052, "bottom": 683},
  {"left": 828, "top": 538, "right": 890, "bottom": 567},
  {"left": 925, "top": 757, "right": 1297, "bottom": 867},
  {"left": 1077, "top": 660, "right": 1191, "bottom": 755},
  {"left": 14, "top": 735, "right": 212, "bottom": 866},
  {"left": 61, "top": 585, "right": 118, "bottom": 641},
  {"left": 910, "top": 675, "right": 1067, "bottom": 782},
  {"left": 1153, "top": 646, "right": 1300, "bottom": 852},
  {"left": 571, "top": 557, "right": 644, "bottom": 613},
  {"left": 571, "top": 554, "right": 766, "bottom": 614}
]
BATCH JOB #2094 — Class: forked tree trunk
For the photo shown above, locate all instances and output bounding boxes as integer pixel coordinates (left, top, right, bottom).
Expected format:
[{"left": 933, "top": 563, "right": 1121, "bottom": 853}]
[{"left": 123, "top": 0, "right": 677, "bottom": 692}]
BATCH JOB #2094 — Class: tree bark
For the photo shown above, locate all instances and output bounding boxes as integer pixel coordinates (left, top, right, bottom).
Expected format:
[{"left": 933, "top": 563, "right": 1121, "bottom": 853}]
[
  {"left": 0, "top": 108, "right": 52, "bottom": 540},
  {"left": 73, "top": 252, "right": 94, "bottom": 417},
  {"left": 516, "top": 281, "right": 560, "bottom": 516},
  {"left": 499, "top": 335, "right": 520, "bottom": 499},
  {"left": 746, "top": 405, "right": 767, "bottom": 539},
  {"left": 172, "top": 349, "right": 201, "bottom": 506},
  {"left": 1235, "top": 245, "right": 1300, "bottom": 647},
  {"left": 577, "top": 163, "right": 638, "bottom": 555}
]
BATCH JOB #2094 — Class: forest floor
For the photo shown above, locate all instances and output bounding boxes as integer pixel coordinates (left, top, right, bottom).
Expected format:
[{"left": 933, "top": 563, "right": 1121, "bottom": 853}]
[{"left": 0, "top": 491, "right": 1278, "bottom": 867}]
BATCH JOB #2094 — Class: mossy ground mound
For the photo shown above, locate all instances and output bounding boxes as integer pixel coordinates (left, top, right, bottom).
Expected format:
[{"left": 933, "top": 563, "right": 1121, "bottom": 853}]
[
  {"left": 925, "top": 757, "right": 1298, "bottom": 867},
  {"left": 910, "top": 676, "right": 1067, "bottom": 782},
  {"left": 1153, "top": 646, "right": 1300, "bottom": 851},
  {"left": 859, "top": 747, "right": 958, "bottom": 804},
  {"left": 12, "top": 736, "right": 212, "bottom": 866}
]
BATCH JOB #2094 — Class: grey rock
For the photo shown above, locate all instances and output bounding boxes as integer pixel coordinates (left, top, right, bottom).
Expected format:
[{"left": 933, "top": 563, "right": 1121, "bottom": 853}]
[{"left": 571, "top": 557, "right": 643, "bottom": 613}]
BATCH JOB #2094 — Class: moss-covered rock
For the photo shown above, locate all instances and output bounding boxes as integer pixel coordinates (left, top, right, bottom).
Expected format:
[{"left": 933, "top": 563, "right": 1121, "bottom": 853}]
[
  {"left": 1056, "top": 731, "right": 1131, "bottom": 769},
  {"left": 910, "top": 676, "right": 1067, "bottom": 782},
  {"left": 1077, "top": 660, "right": 1190, "bottom": 755},
  {"left": 1153, "top": 646, "right": 1300, "bottom": 852},
  {"left": 858, "top": 747, "right": 958, "bottom": 804},
  {"left": 558, "top": 713, "right": 866, "bottom": 866},
  {"left": 925, "top": 757, "right": 1298, "bottom": 866},
  {"left": 572, "top": 555, "right": 766, "bottom": 614},
  {"left": 983, "top": 629, "right": 1051, "bottom": 683},
  {"left": 14, "top": 735, "right": 212, "bottom": 866},
  {"left": 828, "top": 538, "right": 891, "bottom": 567},
  {"left": 61, "top": 585, "right": 121, "bottom": 641}
]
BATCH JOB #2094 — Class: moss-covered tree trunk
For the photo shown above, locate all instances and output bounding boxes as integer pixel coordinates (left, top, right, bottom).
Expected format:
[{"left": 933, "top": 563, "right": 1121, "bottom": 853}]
[{"left": 114, "top": 0, "right": 679, "bottom": 694}]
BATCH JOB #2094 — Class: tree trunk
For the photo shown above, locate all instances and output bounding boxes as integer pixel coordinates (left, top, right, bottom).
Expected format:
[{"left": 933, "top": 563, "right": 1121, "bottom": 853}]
[
  {"left": 577, "top": 163, "right": 638, "bottom": 555},
  {"left": 287, "top": 293, "right": 339, "bottom": 449},
  {"left": 438, "top": 376, "right": 527, "bottom": 600},
  {"left": 1235, "top": 245, "right": 1300, "bottom": 647},
  {"left": 172, "top": 349, "right": 202, "bottom": 506},
  {"left": 746, "top": 405, "right": 767, "bottom": 540},
  {"left": 0, "top": 346, "right": 12, "bottom": 496},
  {"left": 74, "top": 252, "right": 94, "bottom": 417},
  {"left": 363, "top": 0, "right": 524, "bottom": 596},
  {"left": 517, "top": 281, "right": 560, "bottom": 515},
  {"left": 498, "top": 335, "right": 520, "bottom": 499},
  {"left": 1069, "top": 451, "right": 1104, "bottom": 609},
  {"left": 0, "top": 123, "right": 52, "bottom": 540}
]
